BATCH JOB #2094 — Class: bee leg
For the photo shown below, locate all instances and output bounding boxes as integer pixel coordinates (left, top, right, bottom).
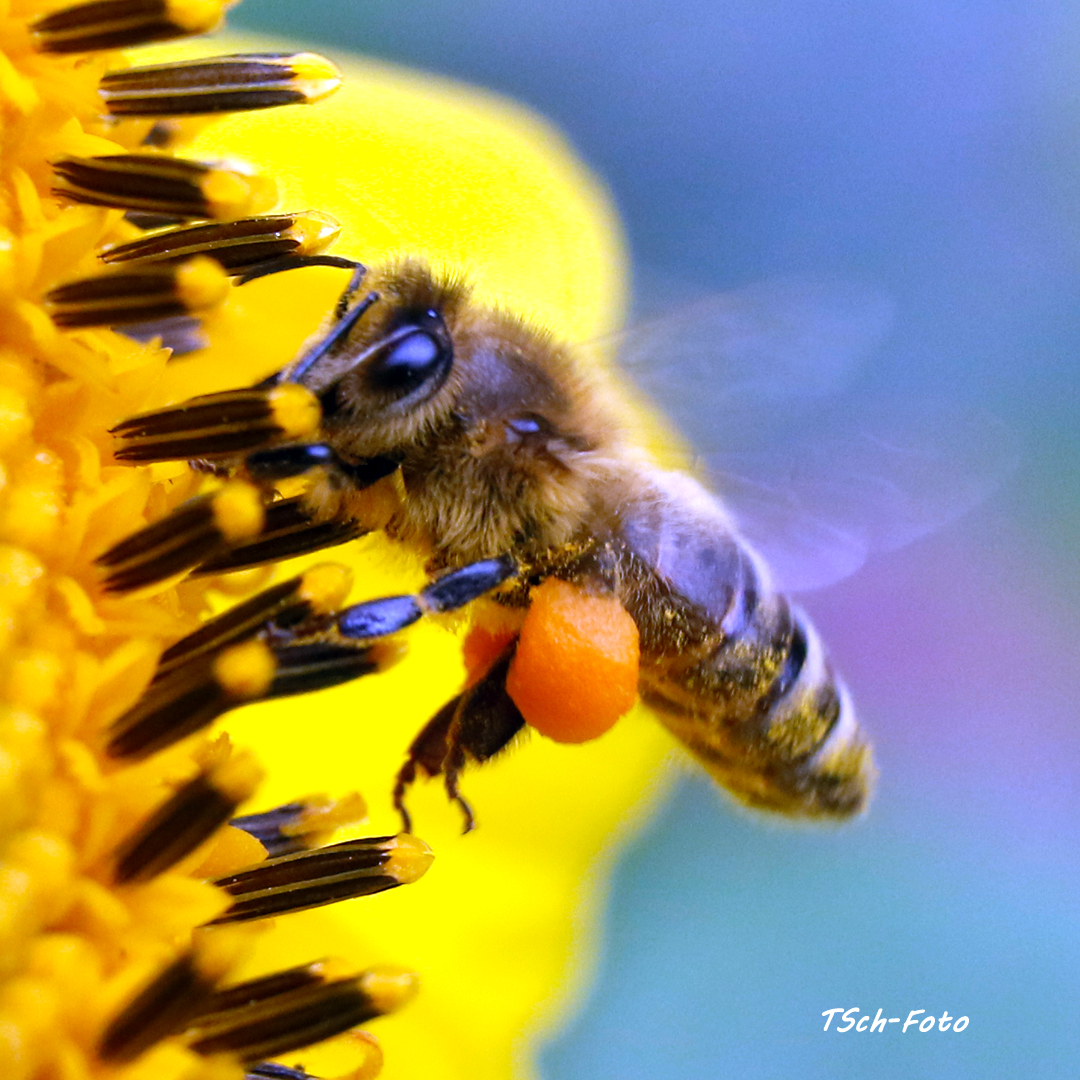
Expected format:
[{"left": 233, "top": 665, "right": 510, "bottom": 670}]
[
  {"left": 197, "top": 446, "right": 394, "bottom": 576},
  {"left": 104, "top": 564, "right": 390, "bottom": 760},
  {"left": 107, "top": 554, "right": 518, "bottom": 766},
  {"left": 442, "top": 753, "right": 476, "bottom": 835},
  {"left": 394, "top": 645, "right": 526, "bottom": 834},
  {"left": 234, "top": 253, "right": 365, "bottom": 287},
  {"left": 108, "top": 633, "right": 401, "bottom": 760},
  {"left": 392, "top": 697, "right": 460, "bottom": 834},
  {"left": 332, "top": 555, "right": 524, "bottom": 832},
  {"left": 98, "top": 456, "right": 397, "bottom": 589},
  {"left": 446, "top": 649, "right": 525, "bottom": 834},
  {"left": 332, "top": 261, "right": 371, "bottom": 320},
  {"left": 244, "top": 445, "right": 400, "bottom": 485},
  {"left": 280, "top": 282, "right": 380, "bottom": 383},
  {"left": 101, "top": 380, "right": 399, "bottom": 588}
]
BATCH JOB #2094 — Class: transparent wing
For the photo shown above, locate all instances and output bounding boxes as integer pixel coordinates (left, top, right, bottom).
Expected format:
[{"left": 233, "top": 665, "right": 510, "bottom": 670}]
[
  {"left": 608, "top": 277, "right": 1017, "bottom": 593},
  {"left": 706, "top": 402, "right": 1019, "bottom": 592},
  {"left": 616, "top": 275, "right": 896, "bottom": 451}
]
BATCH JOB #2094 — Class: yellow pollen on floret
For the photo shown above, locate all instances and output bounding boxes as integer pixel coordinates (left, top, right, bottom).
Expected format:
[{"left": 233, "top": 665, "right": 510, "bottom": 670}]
[
  {"left": 286, "top": 52, "right": 344, "bottom": 102},
  {"left": 291, "top": 209, "right": 343, "bottom": 255},
  {"left": 383, "top": 834, "right": 434, "bottom": 885},
  {"left": 174, "top": 254, "right": 231, "bottom": 312},
  {"left": 166, "top": 0, "right": 232, "bottom": 35},
  {"left": 205, "top": 747, "right": 265, "bottom": 802},
  {"left": 190, "top": 825, "right": 267, "bottom": 879},
  {"left": 268, "top": 382, "right": 322, "bottom": 439},
  {"left": 358, "top": 966, "right": 421, "bottom": 1015},
  {"left": 210, "top": 480, "right": 264, "bottom": 542},
  {"left": 200, "top": 167, "right": 276, "bottom": 219},
  {"left": 189, "top": 923, "right": 259, "bottom": 983},
  {"left": 298, "top": 562, "right": 354, "bottom": 613},
  {"left": 277, "top": 791, "right": 369, "bottom": 845},
  {"left": 212, "top": 639, "right": 276, "bottom": 700}
]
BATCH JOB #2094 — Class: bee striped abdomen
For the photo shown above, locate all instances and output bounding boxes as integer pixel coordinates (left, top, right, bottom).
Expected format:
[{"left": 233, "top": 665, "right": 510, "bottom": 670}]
[{"left": 614, "top": 468, "right": 875, "bottom": 818}]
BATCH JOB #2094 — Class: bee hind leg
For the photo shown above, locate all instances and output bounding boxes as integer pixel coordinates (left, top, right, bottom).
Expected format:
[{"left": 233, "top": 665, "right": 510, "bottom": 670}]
[
  {"left": 393, "top": 697, "right": 460, "bottom": 834},
  {"left": 394, "top": 643, "right": 527, "bottom": 835}
]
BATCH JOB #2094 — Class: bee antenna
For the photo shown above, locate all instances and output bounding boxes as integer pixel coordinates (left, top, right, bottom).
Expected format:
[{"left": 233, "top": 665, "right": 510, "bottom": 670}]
[
  {"left": 284, "top": 290, "right": 380, "bottom": 383},
  {"left": 235, "top": 254, "right": 366, "bottom": 286}
]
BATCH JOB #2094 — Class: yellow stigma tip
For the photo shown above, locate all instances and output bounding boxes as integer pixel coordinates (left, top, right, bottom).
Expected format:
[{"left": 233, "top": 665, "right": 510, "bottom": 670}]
[
  {"left": 384, "top": 834, "right": 435, "bottom": 885},
  {"left": 212, "top": 639, "right": 276, "bottom": 701},
  {"left": 298, "top": 563, "right": 353, "bottom": 614},
  {"left": 269, "top": 383, "right": 322, "bottom": 439},
  {"left": 343, "top": 1030, "right": 385, "bottom": 1080},
  {"left": 208, "top": 749, "right": 265, "bottom": 802},
  {"left": 211, "top": 481, "right": 264, "bottom": 543},
  {"left": 291, "top": 210, "right": 342, "bottom": 255},
  {"left": 200, "top": 168, "right": 253, "bottom": 219},
  {"left": 165, "top": 0, "right": 227, "bottom": 33},
  {"left": 200, "top": 168, "right": 277, "bottom": 220},
  {"left": 288, "top": 52, "right": 344, "bottom": 102},
  {"left": 174, "top": 255, "right": 231, "bottom": 312},
  {"left": 358, "top": 966, "right": 421, "bottom": 1015}
]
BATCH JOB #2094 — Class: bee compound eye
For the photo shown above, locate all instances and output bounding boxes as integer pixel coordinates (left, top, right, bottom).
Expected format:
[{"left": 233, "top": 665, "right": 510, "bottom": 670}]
[{"left": 368, "top": 328, "right": 451, "bottom": 397}]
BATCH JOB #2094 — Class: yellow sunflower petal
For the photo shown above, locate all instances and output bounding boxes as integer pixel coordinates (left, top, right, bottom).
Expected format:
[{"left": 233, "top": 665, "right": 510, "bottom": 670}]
[{"left": 2, "top": 9, "right": 677, "bottom": 1080}]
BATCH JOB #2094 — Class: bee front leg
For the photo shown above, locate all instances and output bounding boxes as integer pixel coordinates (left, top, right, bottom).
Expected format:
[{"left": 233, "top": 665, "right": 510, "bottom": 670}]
[
  {"left": 236, "top": 256, "right": 370, "bottom": 327},
  {"left": 235, "top": 254, "right": 366, "bottom": 292},
  {"left": 105, "top": 563, "right": 387, "bottom": 759},
  {"left": 97, "top": 381, "right": 403, "bottom": 589},
  {"left": 107, "top": 555, "right": 519, "bottom": 762}
]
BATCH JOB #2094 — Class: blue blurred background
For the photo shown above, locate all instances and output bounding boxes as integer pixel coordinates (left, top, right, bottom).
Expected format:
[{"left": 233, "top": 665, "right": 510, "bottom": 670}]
[{"left": 231, "top": 2, "right": 1080, "bottom": 1076}]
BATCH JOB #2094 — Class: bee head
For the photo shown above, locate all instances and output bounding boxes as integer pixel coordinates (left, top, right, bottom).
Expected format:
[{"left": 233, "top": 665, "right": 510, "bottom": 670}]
[
  {"left": 308, "top": 260, "right": 623, "bottom": 561},
  {"left": 312, "top": 260, "right": 619, "bottom": 469},
  {"left": 295, "top": 261, "right": 465, "bottom": 453}
]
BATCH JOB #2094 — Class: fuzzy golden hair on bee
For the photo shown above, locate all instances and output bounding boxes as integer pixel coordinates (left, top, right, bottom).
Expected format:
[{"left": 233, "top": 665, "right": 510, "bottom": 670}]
[
  {"left": 320, "top": 259, "right": 631, "bottom": 567},
  {"left": 100, "top": 254, "right": 897, "bottom": 831}
]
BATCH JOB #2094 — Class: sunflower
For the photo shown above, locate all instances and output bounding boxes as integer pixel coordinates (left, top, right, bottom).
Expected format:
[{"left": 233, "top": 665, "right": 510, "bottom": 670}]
[{"left": 0, "top": 3, "right": 674, "bottom": 1079}]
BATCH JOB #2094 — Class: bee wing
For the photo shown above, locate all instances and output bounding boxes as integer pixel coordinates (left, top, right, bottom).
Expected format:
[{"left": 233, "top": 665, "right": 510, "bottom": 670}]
[
  {"left": 705, "top": 403, "right": 1018, "bottom": 592},
  {"left": 611, "top": 278, "right": 1017, "bottom": 593},
  {"left": 615, "top": 275, "right": 896, "bottom": 452}
]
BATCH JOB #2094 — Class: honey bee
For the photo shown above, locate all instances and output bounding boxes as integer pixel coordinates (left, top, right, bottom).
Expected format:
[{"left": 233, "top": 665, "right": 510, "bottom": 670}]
[{"left": 100, "top": 257, "right": 1005, "bottom": 830}]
